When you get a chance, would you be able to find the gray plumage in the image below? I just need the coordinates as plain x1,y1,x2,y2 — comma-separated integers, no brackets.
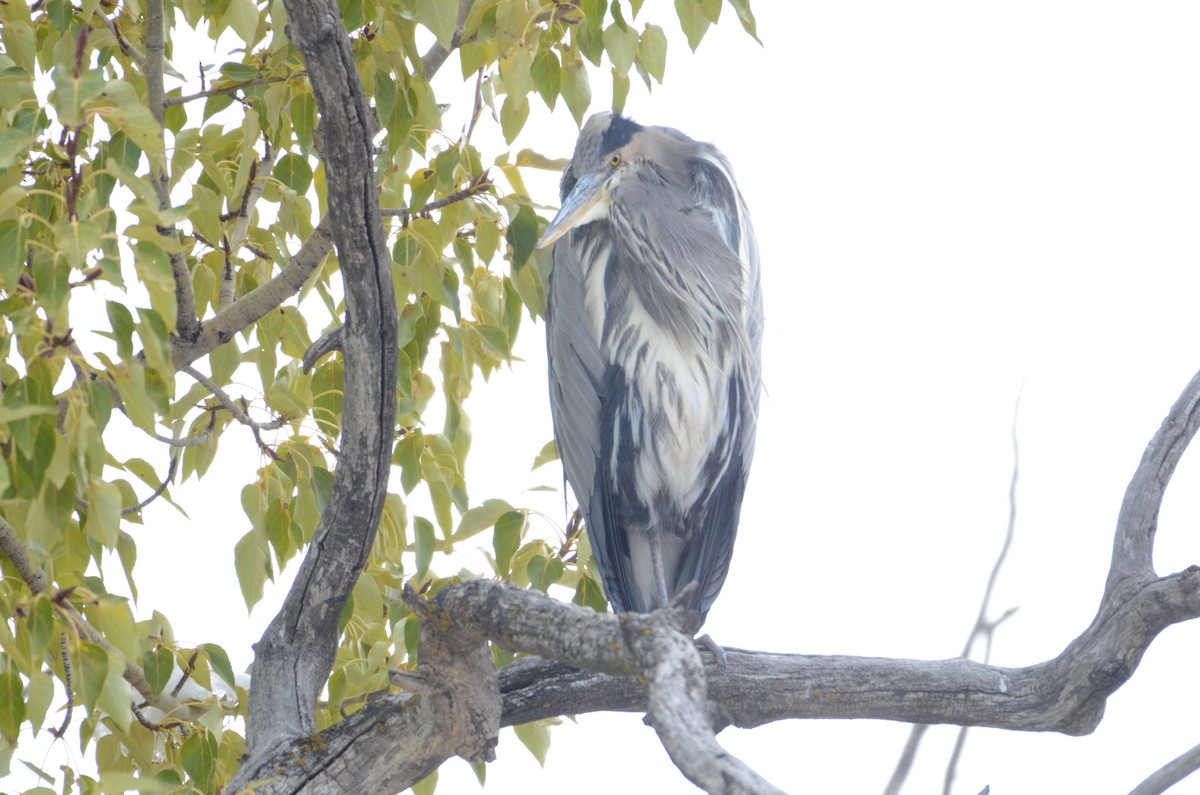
540,113,762,621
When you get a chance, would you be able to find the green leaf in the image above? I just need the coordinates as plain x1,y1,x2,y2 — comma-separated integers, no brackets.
492,510,526,577
499,47,533,99
75,642,111,720
412,769,438,795
51,67,105,127
561,61,592,126
85,479,122,547
726,0,760,42
31,250,69,324
475,219,499,263
104,81,165,170
0,404,56,424
675,0,713,51
416,0,459,50
0,220,23,289
275,152,313,194
181,729,217,791
414,516,435,578
638,24,668,83
0,670,25,742
26,595,55,661
226,0,261,45
0,184,26,216
531,49,561,108
202,643,237,692
454,498,515,542
602,23,639,75
611,68,630,115
506,203,537,268
54,218,103,271
499,95,529,144
25,671,53,734
513,720,552,766
531,440,558,470
142,646,175,699
234,531,267,610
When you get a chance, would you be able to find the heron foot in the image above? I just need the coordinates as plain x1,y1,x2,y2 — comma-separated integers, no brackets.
696,633,728,669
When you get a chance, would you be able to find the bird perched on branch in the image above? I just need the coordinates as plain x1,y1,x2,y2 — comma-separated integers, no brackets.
540,112,762,623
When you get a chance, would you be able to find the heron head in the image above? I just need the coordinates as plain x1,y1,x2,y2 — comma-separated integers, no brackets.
537,112,643,248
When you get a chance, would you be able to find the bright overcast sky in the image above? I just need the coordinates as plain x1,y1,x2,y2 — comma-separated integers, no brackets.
13,2,1200,794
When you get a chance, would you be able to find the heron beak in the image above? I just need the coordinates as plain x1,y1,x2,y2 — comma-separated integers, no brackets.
538,172,609,248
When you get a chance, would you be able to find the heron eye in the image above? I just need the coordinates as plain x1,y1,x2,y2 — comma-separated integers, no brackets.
609,154,621,167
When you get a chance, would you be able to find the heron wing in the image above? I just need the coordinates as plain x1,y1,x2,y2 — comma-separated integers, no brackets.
608,140,762,619
546,231,642,612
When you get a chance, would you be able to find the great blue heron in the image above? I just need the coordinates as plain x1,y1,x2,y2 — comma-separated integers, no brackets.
539,112,762,622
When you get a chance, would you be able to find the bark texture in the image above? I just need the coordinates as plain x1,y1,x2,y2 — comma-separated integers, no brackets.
230,0,397,786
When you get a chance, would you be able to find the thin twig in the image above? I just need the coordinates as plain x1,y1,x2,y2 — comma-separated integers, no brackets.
884,394,1022,795
145,410,218,448
882,724,929,795
120,453,179,515
381,171,492,227
97,11,145,65
942,395,1022,795
171,650,200,698
165,76,295,106
131,701,162,731
49,634,73,739
181,365,289,431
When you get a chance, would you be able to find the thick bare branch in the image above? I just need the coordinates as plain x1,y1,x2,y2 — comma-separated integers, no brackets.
1107,367,1200,594
232,0,398,784
621,601,785,795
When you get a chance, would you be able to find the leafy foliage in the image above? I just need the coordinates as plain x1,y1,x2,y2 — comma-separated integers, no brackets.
0,0,755,791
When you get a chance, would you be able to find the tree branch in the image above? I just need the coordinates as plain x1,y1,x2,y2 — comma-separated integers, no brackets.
171,215,333,369
1106,367,1200,594
181,365,289,431
231,0,398,784
1129,740,1200,795
885,394,1023,795
419,0,474,78
224,362,1200,792
0,516,187,716
145,0,201,342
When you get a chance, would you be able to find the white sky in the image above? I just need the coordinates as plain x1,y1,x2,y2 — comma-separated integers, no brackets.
11,2,1200,793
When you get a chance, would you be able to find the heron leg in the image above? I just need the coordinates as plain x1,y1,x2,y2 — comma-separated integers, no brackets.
649,536,670,608
696,634,728,669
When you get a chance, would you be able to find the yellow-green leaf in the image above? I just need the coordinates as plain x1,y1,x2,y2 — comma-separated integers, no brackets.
493,510,526,577
85,479,122,548
638,24,668,83
513,719,553,766
416,0,459,50
454,498,514,542
0,671,25,743
51,67,105,128
143,646,174,699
